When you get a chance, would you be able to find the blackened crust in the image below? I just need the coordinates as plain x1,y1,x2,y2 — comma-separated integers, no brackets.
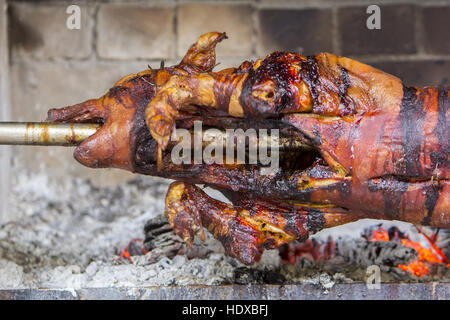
306,208,325,234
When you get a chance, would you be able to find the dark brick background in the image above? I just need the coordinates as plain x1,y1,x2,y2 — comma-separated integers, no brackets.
254,2,449,87
371,60,449,87
257,8,333,56
338,5,417,55
422,6,450,54
7,0,450,88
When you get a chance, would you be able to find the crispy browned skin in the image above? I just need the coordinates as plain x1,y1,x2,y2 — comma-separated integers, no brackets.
47,32,449,265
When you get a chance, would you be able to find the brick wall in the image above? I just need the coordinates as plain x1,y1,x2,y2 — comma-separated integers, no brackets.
2,0,450,222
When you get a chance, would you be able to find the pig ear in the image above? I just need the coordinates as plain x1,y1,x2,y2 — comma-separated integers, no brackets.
47,99,107,123
180,32,227,72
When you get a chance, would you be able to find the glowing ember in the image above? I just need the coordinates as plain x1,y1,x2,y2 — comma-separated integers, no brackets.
368,226,449,277
369,227,389,242
397,261,428,277
279,236,335,265
119,238,148,263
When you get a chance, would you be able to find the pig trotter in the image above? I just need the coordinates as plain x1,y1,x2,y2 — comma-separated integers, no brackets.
164,181,356,264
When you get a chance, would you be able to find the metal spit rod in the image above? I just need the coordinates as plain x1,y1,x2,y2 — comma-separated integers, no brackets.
0,122,101,146
0,122,311,149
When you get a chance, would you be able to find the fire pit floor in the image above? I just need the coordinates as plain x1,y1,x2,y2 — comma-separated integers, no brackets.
1,283,449,300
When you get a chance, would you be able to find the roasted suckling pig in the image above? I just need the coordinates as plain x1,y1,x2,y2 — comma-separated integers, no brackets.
47,32,449,265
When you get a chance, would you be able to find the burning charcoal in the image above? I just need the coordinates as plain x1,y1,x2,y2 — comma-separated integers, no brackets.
118,239,147,263
233,267,264,285
142,215,187,262
262,269,286,284
126,240,145,256
355,240,418,267
143,215,221,263
143,215,175,249
364,225,450,277
279,236,336,265
388,226,408,242
233,267,285,285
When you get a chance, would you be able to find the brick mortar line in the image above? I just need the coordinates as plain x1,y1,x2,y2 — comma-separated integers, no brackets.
13,0,450,11
10,0,448,4
251,2,257,57
91,1,176,9
10,53,450,66
91,4,100,62
168,0,450,6
7,58,176,68
414,4,425,55
346,54,450,63
256,0,450,10
94,55,260,64
176,0,255,5
173,4,178,60
7,0,178,5
9,54,94,64
331,7,340,56
8,0,450,7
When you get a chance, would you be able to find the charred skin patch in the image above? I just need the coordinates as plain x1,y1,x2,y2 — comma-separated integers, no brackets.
131,102,158,173
213,66,250,114
129,75,159,173
397,86,426,178
367,178,410,220
432,87,449,172
338,67,351,111
397,86,433,225
213,75,235,113
239,52,311,118
305,208,326,234
237,52,360,120
362,84,428,220
299,56,321,108
422,182,441,226
421,87,448,225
